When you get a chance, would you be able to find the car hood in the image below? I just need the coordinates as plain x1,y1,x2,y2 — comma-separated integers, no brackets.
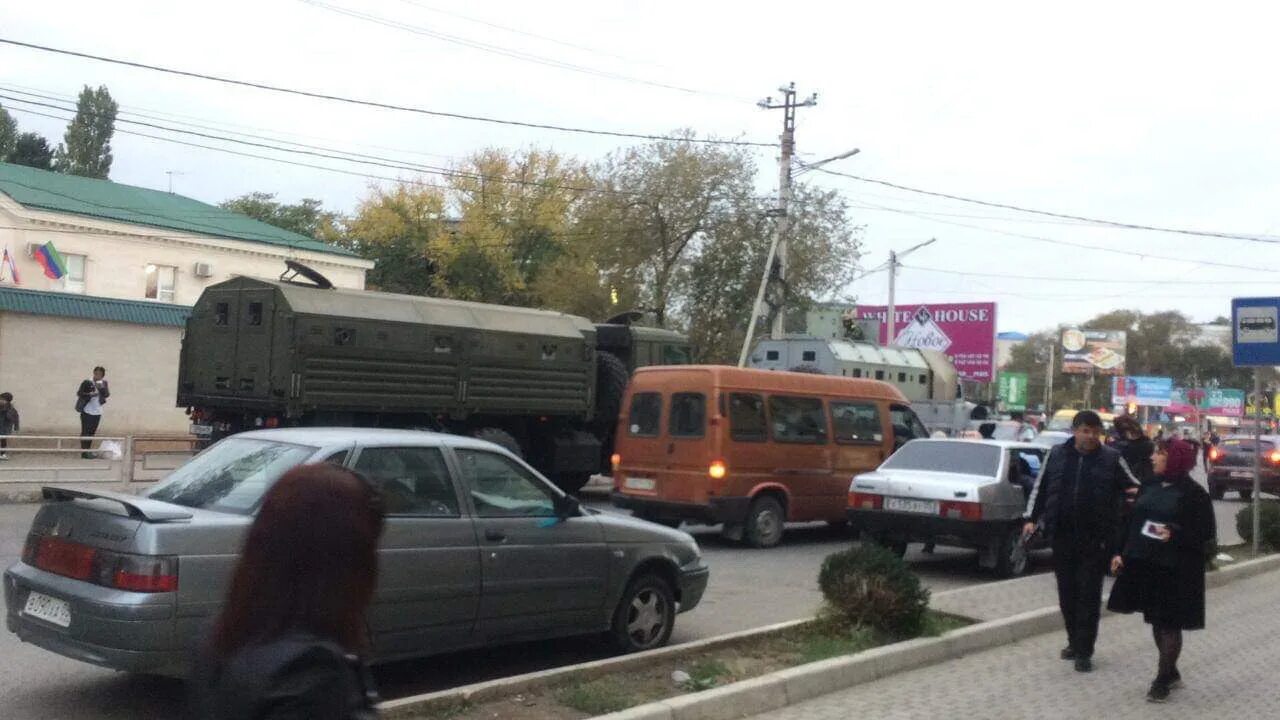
589,509,701,563
851,469,996,502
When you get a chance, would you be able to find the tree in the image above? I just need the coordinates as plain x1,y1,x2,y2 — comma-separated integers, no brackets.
53,85,118,178
340,182,448,295
432,148,589,305
221,192,341,240
0,105,16,162
8,132,54,170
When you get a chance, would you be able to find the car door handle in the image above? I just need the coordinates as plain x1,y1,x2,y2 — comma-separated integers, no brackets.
484,529,507,543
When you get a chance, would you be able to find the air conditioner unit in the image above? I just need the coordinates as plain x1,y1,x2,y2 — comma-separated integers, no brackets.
193,262,214,278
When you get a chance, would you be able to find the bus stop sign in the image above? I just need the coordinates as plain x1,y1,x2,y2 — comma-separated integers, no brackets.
1232,297,1280,367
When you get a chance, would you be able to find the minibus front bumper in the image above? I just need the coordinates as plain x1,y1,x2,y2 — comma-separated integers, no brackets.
610,493,750,525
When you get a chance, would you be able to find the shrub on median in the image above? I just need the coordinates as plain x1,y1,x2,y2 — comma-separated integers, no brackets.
818,544,930,637
1236,501,1280,550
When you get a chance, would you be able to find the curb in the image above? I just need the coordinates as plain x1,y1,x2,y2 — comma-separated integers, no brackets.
380,553,1280,720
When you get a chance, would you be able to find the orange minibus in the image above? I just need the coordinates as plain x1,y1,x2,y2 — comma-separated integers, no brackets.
610,366,930,547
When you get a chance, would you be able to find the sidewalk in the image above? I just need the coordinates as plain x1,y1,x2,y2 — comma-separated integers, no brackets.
750,569,1280,719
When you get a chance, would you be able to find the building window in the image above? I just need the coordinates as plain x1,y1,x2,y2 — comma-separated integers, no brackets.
145,264,176,302
62,254,86,294
875,370,885,380
766,350,780,361
898,372,907,383
802,350,817,362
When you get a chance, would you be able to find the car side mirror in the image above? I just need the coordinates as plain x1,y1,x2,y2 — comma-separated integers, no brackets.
555,494,581,518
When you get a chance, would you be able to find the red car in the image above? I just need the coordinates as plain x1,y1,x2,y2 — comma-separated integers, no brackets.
1207,435,1280,501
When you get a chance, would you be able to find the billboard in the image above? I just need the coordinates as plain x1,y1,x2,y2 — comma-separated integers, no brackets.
1110,376,1173,407
1061,328,1126,375
998,372,1029,411
856,303,997,382
1167,388,1246,418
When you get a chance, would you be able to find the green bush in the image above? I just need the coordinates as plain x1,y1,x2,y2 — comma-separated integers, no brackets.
1236,501,1280,550
818,544,930,637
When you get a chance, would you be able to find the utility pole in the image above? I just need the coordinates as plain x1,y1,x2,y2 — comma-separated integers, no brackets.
761,83,816,340
1045,343,1056,411
885,238,937,344
165,170,185,194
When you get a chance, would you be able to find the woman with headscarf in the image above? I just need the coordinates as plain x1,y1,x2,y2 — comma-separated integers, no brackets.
1110,414,1155,486
1107,439,1216,704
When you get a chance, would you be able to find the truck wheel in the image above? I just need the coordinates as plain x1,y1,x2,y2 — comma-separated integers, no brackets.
993,528,1029,578
595,352,629,428
744,495,786,548
554,472,593,494
610,572,675,652
472,427,523,457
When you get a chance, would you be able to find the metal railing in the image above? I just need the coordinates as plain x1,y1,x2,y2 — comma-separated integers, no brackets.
0,434,199,490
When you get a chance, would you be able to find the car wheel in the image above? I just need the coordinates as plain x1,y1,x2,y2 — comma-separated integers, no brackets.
993,528,1029,578
888,540,909,558
744,495,786,548
1239,488,1254,502
610,573,675,652
1209,484,1226,500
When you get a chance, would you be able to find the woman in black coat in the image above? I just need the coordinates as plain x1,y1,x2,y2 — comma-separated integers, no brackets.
1108,438,1216,704
1110,414,1155,485
192,464,385,719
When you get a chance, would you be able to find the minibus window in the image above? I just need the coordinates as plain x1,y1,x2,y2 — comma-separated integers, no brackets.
831,401,884,444
729,393,767,442
628,393,662,437
769,396,827,444
670,393,706,438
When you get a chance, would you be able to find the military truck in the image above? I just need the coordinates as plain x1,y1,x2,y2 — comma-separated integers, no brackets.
176,262,691,491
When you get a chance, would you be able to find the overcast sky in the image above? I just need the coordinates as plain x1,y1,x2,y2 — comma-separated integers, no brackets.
5,0,1278,332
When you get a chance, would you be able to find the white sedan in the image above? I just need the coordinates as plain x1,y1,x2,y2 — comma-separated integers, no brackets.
847,439,1047,577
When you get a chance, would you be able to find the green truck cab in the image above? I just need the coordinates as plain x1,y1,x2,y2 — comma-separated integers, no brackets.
177,264,691,491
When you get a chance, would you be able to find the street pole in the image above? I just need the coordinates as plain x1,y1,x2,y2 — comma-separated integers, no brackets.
1254,370,1263,558
1045,343,1055,412
760,83,816,340
886,250,898,343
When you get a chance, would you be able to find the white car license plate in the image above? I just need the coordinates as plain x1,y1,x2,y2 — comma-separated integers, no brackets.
189,424,213,436
23,591,71,628
885,497,940,515
624,477,656,491
1231,471,1253,479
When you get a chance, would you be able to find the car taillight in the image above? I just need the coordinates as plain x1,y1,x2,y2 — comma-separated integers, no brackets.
708,460,727,480
1269,450,1280,465
611,453,621,472
940,501,982,520
848,491,884,510
25,533,178,593
1209,447,1222,462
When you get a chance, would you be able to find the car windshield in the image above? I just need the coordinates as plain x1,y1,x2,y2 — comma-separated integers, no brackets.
145,438,318,515
882,441,1002,477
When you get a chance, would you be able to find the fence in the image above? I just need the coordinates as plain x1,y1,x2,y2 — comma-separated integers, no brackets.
0,434,199,491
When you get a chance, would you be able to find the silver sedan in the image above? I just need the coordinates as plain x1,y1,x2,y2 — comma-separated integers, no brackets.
4,428,709,676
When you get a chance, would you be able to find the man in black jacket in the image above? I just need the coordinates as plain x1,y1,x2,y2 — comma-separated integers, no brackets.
1023,410,1138,672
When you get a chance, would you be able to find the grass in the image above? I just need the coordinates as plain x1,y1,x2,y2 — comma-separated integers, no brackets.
682,658,733,691
554,677,640,716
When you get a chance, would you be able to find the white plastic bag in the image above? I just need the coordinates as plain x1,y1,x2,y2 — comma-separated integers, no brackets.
98,440,123,460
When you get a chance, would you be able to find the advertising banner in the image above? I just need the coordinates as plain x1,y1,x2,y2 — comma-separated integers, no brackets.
1061,328,1126,375
1110,376,1174,407
856,302,998,382
998,372,1029,411
1167,388,1246,418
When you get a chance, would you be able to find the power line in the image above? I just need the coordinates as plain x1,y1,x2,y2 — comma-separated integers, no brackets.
0,37,774,148
902,263,1274,285
302,0,752,102
844,197,1270,274
817,167,1280,243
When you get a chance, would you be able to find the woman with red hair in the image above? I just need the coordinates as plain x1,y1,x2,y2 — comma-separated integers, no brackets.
192,463,385,719
1108,439,1216,704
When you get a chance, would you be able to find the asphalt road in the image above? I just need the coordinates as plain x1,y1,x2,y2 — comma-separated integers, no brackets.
0,495,1249,720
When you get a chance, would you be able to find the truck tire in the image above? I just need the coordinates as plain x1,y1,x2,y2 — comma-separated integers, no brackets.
472,427,523,457
595,351,629,428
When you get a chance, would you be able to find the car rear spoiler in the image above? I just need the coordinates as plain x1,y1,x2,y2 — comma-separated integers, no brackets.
42,486,194,522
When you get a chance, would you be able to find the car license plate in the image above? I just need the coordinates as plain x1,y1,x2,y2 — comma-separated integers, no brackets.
884,497,940,515
624,477,656,491
189,424,212,436
23,591,71,628
1231,471,1254,479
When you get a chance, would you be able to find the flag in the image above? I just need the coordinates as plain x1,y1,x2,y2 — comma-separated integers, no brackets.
33,242,67,280
0,248,18,285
